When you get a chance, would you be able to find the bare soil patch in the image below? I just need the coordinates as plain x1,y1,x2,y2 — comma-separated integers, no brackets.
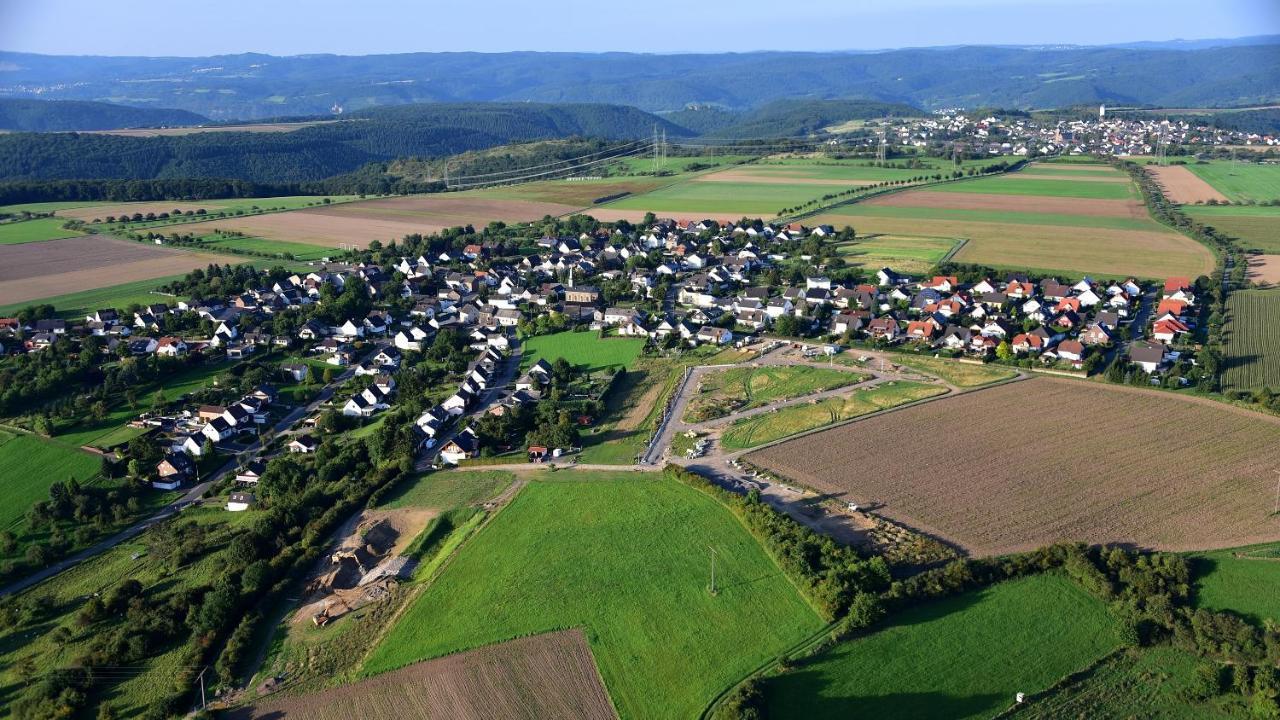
0,236,239,306
866,190,1147,219
1246,254,1280,285
1148,165,1230,204
227,630,616,720
292,508,437,626
747,378,1280,556
217,196,580,247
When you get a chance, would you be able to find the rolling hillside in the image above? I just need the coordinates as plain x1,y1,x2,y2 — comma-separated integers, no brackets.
0,98,208,131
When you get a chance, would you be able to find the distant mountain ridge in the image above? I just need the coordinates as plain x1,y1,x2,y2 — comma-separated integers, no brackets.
1,43,1276,120
0,98,207,131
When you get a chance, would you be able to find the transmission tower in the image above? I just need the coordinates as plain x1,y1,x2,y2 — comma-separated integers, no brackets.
653,124,661,172
877,127,887,163
661,128,667,169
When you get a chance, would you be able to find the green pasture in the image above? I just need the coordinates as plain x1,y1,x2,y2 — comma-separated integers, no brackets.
0,217,82,245
1186,161,1280,203
723,381,945,449
931,175,1135,200
521,331,645,372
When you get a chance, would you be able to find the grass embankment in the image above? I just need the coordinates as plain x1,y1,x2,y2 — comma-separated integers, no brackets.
0,217,81,245
683,365,864,423
362,472,824,720
721,381,945,449
764,573,1121,720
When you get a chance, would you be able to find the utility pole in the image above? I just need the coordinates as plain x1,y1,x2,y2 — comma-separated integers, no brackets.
197,666,208,710
1273,470,1279,516
708,546,718,595
653,124,660,172
443,161,450,190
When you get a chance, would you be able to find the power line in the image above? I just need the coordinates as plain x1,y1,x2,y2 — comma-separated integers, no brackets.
446,140,650,182
446,142,656,190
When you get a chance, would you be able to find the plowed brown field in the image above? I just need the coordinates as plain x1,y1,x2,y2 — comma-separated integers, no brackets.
227,630,616,720
214,196,580,247
1148,165,1230,204
748,378,1280,556
865,190,1146,219
0,236,240,306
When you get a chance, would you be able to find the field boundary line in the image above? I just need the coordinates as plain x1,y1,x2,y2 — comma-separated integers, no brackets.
353,478,530,676
938,236,969,264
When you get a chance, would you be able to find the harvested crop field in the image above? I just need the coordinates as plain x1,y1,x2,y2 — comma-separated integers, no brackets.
693,169,877,186
1147,165,1230,204
215,196,580,247
864,190,1146,219
811,213,1215,279
0,235,239,306
1247,255,1280,285
228,630,616,720
747,377,1280,556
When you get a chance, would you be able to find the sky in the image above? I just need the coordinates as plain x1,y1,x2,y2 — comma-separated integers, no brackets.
0,0,1277,56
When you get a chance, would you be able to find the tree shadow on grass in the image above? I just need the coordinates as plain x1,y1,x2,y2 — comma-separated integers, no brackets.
766,682,1007,720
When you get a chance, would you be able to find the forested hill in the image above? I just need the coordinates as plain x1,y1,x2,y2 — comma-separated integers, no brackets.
0,98,207,131
0,103,685,184
1,44,1276,119
703,100,923,138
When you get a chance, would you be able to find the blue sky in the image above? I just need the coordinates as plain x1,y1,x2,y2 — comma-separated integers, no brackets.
0,0,1276,55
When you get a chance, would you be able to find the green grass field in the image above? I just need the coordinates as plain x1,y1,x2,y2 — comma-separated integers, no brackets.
722,381,945,449
0,432,101,529
1222,289,1280,390
684,365,864,423
1185,205,1280,253
195,232,337,261
0,275,183,318
362,472,825,720
1190,543,1280,626
763,573,1121,720
1016,647,1240,719
931,174,1135,200
0,217,82,245
378,470,514,510
521,331,645,372
888,356,1019,388
1186,161,1280,203
835,234,960,273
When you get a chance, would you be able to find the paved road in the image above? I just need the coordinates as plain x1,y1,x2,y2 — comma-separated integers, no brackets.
0,341,387,598
414,344,523,471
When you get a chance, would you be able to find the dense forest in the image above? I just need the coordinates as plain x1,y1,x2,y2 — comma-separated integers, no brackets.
0,99,208,132
0,103,685,184
700,99,923,139
1,44,1276,118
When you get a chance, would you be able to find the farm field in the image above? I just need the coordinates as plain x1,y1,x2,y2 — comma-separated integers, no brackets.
747,378,1280,555
764,573,1121,720
1191,543,1280,626
0,217,81,245
463,177,670,207
813,210,1214,280
378,470,515,511
809,162,1214,280
521,331,646,372
0,431,101,529
0,235,241,307
721,381,945,450
362,472,825,720
1015,647,1239,720
1185,205,1280,253
1222,289,1280,390
1147,164,1230,204
209,195,580,247
887,356,1018,387
230,630,617,720
0,274,183,318
605,178,855,216
834,234,958,274
1184,160,1280,203
683,365,864,423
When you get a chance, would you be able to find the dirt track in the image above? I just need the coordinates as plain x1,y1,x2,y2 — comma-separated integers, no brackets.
1147,165,1230,204
748,377,1280,556
0,236,240,306
226,630,617,720
865,190,1148,219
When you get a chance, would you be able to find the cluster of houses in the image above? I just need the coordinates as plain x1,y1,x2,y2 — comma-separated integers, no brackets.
151,385,278,490
415,346,509,465
1128,277,1199,375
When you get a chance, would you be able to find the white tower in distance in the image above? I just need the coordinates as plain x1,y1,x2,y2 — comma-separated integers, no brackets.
1099,103,1106,120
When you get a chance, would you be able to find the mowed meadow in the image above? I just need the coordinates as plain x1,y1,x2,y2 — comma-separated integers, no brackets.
813,161,1216,280
362,472,825,720
748,377,1280,556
